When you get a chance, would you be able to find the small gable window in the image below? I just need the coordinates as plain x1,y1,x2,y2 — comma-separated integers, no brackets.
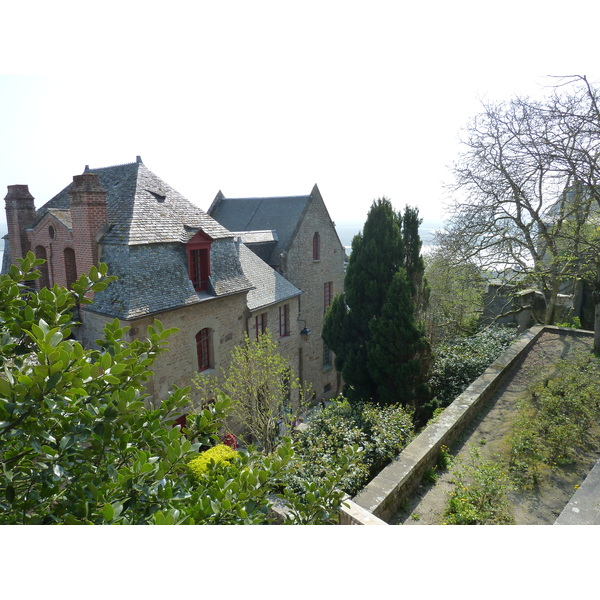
313,232,320,261
187,231,213,292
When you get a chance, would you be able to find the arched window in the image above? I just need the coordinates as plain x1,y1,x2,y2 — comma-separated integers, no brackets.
64,247,77,289
196,328,212,371
312,232,320,260
35,245,50,290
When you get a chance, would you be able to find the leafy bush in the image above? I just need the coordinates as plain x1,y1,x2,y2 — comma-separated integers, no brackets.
288,398,414,496
0,253,360,525
429,326,518,409
187,444,240,483
445,449,513,525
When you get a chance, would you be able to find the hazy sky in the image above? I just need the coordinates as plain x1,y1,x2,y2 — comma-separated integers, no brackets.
2,0,599,234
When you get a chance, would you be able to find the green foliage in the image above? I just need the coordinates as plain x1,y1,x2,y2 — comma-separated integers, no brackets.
0,254,358,525
428,326,518,410
187,444,240,483
288,398,414,496
555,316,582,329
323,199,431,409
182,438,360,525
445,449,514,525
193,332,308,454
424,248,484,344
509,349,600,487
0,253,195,524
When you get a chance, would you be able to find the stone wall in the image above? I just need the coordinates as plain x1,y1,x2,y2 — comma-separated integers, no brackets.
28,213,77,289
83,290,252,406
283,189,346,400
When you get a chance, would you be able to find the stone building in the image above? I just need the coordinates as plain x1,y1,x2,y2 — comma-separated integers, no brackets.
2,157,345,406
208,185,346,399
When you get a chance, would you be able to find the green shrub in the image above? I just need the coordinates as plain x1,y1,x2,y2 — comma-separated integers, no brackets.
187,444,240,483
0,255,361,525
288,398,414,496
429,326,518,409
445,449,513,525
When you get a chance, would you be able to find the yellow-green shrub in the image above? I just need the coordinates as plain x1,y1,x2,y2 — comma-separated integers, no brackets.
187,444,240,483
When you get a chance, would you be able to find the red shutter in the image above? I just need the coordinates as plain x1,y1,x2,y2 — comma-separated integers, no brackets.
187,231,212,291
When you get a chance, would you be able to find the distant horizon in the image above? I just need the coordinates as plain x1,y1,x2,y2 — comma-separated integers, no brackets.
335,217,444,250
0,217,444,264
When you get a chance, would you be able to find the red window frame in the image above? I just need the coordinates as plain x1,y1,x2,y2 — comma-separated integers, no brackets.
313,232,320,260
279,304,289,338
196,328,211,371
187,231,213,292
324,281,333,313
255,312,267,340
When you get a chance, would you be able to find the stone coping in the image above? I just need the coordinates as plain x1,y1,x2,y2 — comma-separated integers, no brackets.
338,496,388,525
349,325,548,524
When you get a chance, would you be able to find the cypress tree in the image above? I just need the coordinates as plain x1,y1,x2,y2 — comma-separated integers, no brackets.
323,198,431,412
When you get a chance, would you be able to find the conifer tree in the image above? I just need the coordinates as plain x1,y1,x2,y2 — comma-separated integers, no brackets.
323,198,431,411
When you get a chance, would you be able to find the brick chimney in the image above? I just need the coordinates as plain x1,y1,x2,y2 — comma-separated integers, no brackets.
69,173,108,278
4,184,37,262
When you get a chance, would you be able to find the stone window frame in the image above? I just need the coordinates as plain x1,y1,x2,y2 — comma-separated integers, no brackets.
279,303,290,338
196,327,212,372
255,312,267,340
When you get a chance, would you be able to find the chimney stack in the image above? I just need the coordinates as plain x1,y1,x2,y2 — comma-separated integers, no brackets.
4,184,37,262
69,173,108,277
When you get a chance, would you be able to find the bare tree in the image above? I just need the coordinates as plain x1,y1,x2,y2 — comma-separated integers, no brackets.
444,76,600,337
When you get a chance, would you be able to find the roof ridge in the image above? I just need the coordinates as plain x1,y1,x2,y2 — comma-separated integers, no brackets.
84,156,143,172
224,193,311,201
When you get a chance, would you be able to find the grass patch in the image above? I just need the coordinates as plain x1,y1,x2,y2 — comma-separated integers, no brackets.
509,349,600,488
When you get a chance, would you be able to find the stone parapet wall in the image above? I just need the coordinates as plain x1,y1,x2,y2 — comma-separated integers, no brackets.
351,325,547,523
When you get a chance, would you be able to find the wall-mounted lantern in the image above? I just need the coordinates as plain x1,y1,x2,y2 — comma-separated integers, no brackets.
298,319,311,342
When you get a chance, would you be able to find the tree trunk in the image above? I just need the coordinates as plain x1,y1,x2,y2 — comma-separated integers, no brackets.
544,282,560,325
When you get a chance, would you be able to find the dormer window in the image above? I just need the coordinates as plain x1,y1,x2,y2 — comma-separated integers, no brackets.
186,230,213,292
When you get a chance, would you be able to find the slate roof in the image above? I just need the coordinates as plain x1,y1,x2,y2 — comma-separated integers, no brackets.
236,242,302,311
46,209,72,230
36,157,253,319
87,239,252,319
208,192,311,266
37,157,232,244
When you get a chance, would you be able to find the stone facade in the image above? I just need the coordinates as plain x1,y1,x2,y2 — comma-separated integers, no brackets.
279,187,345,398
209,184,346,401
